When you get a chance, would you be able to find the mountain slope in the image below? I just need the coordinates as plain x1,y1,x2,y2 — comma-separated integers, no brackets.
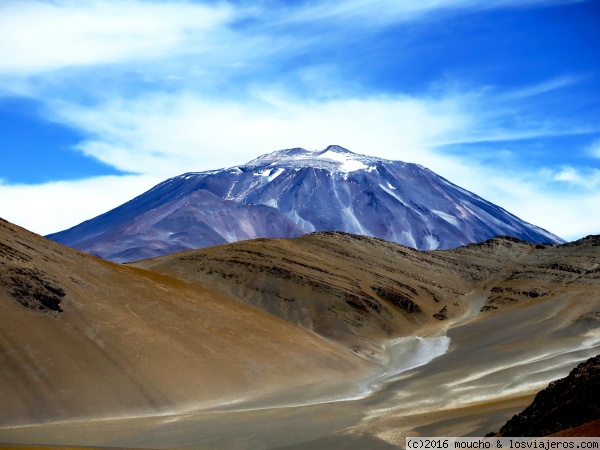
133,233,600,364
0,218,371,426
124,233,600,446
133,232,474,361
67,189,304,262
48,145,563,262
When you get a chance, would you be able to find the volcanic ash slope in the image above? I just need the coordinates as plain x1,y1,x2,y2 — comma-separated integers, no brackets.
0,218,371,426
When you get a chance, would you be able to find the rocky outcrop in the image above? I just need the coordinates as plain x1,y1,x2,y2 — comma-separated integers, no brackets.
1,266,65,313
497,354,600,436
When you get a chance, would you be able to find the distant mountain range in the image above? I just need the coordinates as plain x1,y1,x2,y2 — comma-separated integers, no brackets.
48,145,564,262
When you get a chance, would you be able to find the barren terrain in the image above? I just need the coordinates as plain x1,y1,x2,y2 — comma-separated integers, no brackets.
0,219,371,427
1,222,599,448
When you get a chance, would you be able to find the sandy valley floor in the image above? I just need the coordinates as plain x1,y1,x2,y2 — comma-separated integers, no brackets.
2,288,598,449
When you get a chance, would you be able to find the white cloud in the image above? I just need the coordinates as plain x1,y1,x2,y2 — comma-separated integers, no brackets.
495,75,585,101
48,81,592,177
0,0,580,78
553,167,580,183
0,175,162,235
586,139,600,159
286,0,581,26
52,91,473,177
415,161,599,242
0,0,234,74
552,166,600,188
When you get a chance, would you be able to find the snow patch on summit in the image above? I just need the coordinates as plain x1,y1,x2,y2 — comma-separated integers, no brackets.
318,150,368,172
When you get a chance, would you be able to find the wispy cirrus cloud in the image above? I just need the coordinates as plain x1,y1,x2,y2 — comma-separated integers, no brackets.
0,0,584,78
49,78,594,176
586,139,600,159
284,0,584,26
51,90,472,176
495,75,587,101
0,0,235,75
553,166,600,188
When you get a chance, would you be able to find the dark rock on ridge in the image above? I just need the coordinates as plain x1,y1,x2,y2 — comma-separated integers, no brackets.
561,235,600,247
0,236,67,313
497,354,600,436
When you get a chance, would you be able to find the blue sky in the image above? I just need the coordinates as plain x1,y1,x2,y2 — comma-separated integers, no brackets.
0,0,599,240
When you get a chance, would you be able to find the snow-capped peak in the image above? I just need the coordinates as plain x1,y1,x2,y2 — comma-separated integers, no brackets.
245,145,377,172
48,144,565,263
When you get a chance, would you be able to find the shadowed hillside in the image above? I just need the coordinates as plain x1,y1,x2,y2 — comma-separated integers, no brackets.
0,218,371,426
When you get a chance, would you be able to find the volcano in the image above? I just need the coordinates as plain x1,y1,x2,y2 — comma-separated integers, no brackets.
48,145,563,262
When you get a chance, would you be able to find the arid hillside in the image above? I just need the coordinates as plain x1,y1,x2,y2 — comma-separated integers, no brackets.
2,223,599,448
0,218,371,426
134,231,474,360
133,232,600,360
